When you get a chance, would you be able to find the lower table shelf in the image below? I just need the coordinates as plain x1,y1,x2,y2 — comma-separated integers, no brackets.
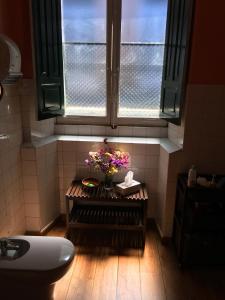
69,205,143,226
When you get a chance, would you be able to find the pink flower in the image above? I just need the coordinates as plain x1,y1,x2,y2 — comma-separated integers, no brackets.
85,146,129,175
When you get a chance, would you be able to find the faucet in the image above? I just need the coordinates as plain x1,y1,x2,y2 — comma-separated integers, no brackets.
0,238,20,256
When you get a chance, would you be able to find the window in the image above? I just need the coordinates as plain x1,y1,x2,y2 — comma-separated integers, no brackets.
32,0,194,125
62,0,167,123
62,0,107,118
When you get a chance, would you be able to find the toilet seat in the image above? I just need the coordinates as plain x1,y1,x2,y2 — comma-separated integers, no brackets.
0,236,75,285
0,236,75,271
0,236,75,300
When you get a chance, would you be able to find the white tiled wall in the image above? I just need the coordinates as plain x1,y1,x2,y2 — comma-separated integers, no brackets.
0,84,26,236
21,142,59,232
168,123,184,147
37,141,59,229
20,79,55,142
21,146,40,231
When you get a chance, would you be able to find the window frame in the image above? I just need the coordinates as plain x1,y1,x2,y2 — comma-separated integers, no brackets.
32,0,194,127
60,0,167,127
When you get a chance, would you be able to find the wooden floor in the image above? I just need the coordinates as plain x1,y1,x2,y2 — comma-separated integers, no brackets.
47,224,225,300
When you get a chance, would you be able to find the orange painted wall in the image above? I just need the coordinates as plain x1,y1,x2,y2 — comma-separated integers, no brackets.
0,0,33,78
188,0,225,84
0,0,225,83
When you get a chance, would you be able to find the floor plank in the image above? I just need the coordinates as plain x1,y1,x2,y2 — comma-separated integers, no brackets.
117,249,141,300
47,224,225,300
66,247,100,300
139,232,162,275
139,233,166,300
91,247,118,300
54,257,77,300
141,273,166,300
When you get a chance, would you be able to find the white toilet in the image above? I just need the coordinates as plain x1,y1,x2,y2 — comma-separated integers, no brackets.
0,236,75,300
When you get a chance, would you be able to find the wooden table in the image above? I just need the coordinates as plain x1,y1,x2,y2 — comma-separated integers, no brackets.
65,180,148,248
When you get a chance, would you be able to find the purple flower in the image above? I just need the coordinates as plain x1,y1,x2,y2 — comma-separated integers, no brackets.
84,146,130,175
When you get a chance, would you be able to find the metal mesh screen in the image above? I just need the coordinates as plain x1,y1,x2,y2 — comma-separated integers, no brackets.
63,43,164,118
63,44,107,116
118,44,164,118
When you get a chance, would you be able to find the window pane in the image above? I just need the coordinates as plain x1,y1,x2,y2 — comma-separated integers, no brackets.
118,0,168,118
62,0,107,117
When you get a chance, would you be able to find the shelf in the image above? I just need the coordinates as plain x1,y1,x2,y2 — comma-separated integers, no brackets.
68,222,144,231
173,173,225,266
65,180,148,248
66,180,148,202
69,205,143,226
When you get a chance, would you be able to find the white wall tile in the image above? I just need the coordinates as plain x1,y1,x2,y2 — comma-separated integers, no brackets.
91,126,106,136
23,175,38,190
57,140,63,151
62,151,76,164
57,151,63,165
145,168,159,182
145,155,159,169
62,140,76,151
118,126,133,137
146,127,161,138
63,164,76,177
64,125,78,135
22,161,37,176
26,217,41,231
24,190,39,204
75,165,91,179
130,155,146,168
146,144,160,155
55,125,65,134
76,152,88,166
76,141,97,153
60,200,66,214
63,177,74,190
105,127,119,136
21,148,36,161
77,125,92,135
25,203,40,218
133,144,146,155
160,127,168,138
117,143,133,155
133,127,147,137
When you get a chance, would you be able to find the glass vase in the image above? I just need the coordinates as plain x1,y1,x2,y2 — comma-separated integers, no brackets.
104,174,114,190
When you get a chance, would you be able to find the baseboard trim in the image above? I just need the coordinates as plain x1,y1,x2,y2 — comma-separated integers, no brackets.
25,215,63,236
60,213,66,224
41,215,63,235
25,230,42,236
146,217,157,228
151,218,171,245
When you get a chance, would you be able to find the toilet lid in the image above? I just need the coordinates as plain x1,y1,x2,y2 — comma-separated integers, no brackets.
0,236,75,271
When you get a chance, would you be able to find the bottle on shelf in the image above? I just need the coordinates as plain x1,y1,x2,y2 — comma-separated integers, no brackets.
187,165,197,187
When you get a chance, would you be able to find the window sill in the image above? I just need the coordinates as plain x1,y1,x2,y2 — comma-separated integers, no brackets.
25,134,182,154
56,116,168,128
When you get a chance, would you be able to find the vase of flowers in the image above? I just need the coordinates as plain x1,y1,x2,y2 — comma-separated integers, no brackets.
104,173,114,190
85,146,129,190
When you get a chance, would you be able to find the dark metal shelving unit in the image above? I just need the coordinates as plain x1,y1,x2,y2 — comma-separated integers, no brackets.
173,174,225,266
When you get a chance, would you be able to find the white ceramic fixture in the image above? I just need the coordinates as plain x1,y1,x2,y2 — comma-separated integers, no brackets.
0,236,75,300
